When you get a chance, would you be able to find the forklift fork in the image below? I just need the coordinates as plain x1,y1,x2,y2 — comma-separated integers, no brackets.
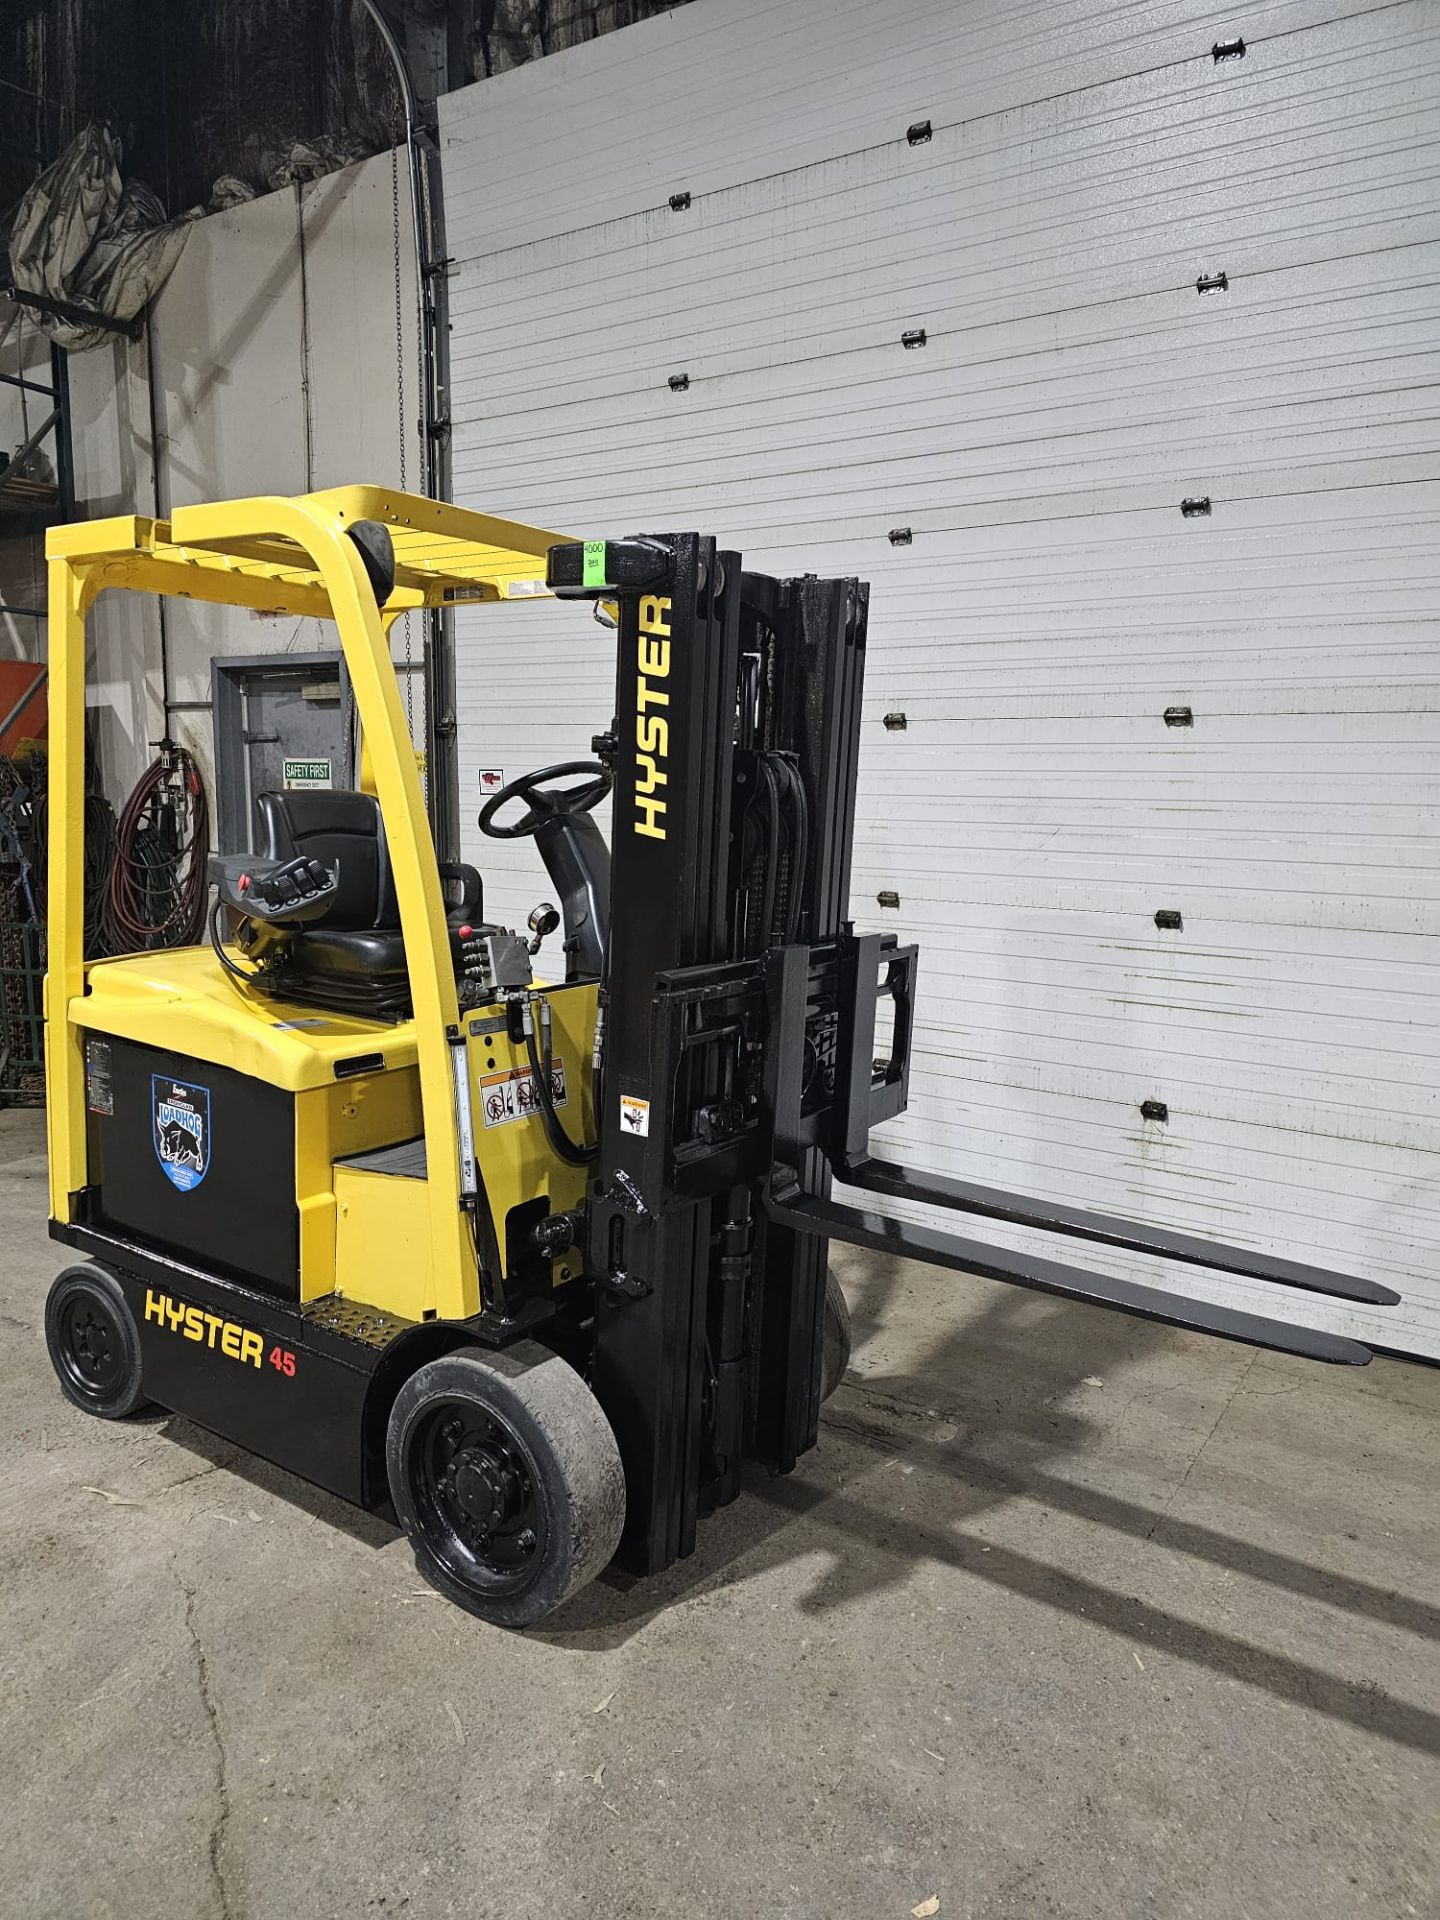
761,938,1398,1369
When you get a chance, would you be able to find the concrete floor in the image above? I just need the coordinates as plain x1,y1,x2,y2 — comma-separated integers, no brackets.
0,1108,1435,1920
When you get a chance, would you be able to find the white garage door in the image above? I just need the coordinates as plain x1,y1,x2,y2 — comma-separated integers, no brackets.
440,0,1440,1356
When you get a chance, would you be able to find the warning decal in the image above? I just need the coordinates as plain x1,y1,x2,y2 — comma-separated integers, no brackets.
85,1036,113,1116
481,1061,567,1129
618,1094,650,1138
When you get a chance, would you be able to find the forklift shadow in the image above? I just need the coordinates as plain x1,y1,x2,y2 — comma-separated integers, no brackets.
149,1271,1440,1758
154,1414,400,1550
535,1273,1120,1650
537,1274,1440,1760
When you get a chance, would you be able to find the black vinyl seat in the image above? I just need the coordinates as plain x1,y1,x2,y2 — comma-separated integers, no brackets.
254,789,487,1018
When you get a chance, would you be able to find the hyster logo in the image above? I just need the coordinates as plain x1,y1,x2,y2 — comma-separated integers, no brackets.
634,594,672,840
144,1290,264,1368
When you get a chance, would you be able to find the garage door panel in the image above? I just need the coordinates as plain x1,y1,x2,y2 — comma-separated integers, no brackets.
845,867,1437,934
895,956,1440,1052
454,396,1440,542
454,257,1440,473
453,209,1440,420
878,1083,1440,1245
451,146,1435,377
888,1063,1440,1185
450,315,1440,514
906,1002,1440,1103
896,1050,1436,1165
452,469,1439,570
452,390,1440,526
454,346,1440,507
854,836,1435,907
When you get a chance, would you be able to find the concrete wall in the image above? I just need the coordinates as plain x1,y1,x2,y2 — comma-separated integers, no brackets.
0,146,419,810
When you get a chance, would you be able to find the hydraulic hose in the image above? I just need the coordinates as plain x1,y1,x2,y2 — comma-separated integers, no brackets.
209,898,261,990
522,1000,597,1166
105,745,209,952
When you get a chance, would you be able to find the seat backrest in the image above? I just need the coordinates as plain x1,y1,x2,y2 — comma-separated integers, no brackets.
255,789,399,931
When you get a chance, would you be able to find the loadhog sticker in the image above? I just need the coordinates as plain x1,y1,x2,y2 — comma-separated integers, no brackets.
481,1061,567,1129
152,1076,210,1192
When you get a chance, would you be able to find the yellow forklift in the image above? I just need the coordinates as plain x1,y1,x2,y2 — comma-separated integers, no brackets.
42,487,1399,1626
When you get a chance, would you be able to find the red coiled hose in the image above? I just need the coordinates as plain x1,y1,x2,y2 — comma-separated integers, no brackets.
105,745,210,952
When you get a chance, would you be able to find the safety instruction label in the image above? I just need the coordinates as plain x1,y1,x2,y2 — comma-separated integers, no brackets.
85,1036,113,1116
480,1062,567,1129
618,1093,651,1138
283,757,332,789
478,768,506,796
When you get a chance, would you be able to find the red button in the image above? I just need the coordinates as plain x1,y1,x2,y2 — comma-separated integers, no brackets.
457,924,473,939
238,873,250,893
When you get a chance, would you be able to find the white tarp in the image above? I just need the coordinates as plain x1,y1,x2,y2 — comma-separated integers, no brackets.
4,125,200,351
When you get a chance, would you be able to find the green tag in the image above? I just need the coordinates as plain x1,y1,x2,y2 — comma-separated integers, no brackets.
582,540,607,589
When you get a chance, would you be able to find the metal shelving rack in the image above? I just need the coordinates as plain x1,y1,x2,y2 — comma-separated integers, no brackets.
0,289,135,1105
0,333,74,626
1,286,138,624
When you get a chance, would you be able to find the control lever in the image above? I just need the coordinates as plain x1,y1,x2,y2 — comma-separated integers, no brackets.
209,853,337,926
455,925,533,997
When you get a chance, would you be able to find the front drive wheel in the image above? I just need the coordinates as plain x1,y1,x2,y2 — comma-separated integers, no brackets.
45,1264,150,1420
386,1345,624,1629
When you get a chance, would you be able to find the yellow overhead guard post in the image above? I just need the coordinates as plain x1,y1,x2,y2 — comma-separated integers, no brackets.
44,486,572,1323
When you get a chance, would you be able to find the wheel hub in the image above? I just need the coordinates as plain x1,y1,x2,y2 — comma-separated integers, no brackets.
450,1449,516,1531
62,1299,123,1393
420,1407,543,1585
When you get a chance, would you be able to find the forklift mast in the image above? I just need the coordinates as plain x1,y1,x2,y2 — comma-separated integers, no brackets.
549,535,1400,1578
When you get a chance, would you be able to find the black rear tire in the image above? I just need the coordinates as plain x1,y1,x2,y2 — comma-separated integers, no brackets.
45,1264,150,1419
820,1267,852,1403
387,1344,624,1629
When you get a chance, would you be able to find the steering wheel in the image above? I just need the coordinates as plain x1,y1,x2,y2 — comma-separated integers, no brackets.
478,760,612,840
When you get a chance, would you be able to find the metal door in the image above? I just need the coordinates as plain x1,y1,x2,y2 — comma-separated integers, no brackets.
211,652,352,854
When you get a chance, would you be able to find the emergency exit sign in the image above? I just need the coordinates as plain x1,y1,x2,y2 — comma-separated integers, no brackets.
283,757,332,789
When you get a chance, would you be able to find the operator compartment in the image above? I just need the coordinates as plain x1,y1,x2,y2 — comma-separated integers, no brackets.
74,759,601,1325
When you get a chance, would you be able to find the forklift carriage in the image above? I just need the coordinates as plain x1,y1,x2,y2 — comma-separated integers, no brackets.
41,488,1399,1627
